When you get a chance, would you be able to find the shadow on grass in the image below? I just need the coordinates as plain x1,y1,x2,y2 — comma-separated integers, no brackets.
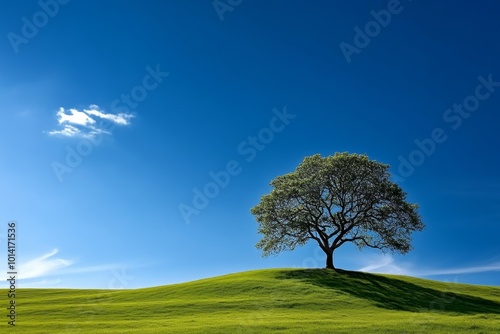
277,269,500,314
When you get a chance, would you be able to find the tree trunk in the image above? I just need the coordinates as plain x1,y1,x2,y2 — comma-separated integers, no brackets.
325,250,335,270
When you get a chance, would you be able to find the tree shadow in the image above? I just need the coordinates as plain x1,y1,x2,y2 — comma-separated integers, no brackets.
277,269,500,314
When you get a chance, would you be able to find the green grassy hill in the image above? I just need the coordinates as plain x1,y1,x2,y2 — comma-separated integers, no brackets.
3,268,500,333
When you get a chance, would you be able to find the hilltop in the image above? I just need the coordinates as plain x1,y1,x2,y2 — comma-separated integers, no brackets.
4,268,500,333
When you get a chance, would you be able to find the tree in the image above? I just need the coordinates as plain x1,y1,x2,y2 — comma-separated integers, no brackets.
251,152,424,270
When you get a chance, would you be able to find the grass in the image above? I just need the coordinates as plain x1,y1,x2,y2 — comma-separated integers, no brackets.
2,268,500,333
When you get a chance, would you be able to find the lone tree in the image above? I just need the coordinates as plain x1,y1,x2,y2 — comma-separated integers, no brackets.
251,152,424,270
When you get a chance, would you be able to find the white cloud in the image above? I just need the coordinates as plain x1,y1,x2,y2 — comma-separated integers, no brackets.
358,254,411,275
17,249,73,280
418,263,500,276
358,253,500,277
12,249,127,280
83,105,133,125
0,248,134,289
48,105,134,138
56,107,95,126
0,229,148,288
47,124,81,137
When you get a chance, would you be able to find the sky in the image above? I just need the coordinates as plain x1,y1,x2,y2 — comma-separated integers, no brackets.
0,0,499,289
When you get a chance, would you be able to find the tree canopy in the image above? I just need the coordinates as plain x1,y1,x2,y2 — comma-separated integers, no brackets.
251,152,424,269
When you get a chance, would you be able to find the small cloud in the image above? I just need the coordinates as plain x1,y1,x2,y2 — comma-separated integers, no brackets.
47,105,134,138
48,124,82,137
358,254,410,275
18,249,73,280
83,105,133,125
357,253,500,278
0,248,135,288
56,107,95,126
418,263,500,276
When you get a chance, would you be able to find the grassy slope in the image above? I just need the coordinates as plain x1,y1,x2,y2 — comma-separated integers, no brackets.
3,268,500,333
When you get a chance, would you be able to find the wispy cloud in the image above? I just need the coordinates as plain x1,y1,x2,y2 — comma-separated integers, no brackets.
0,249,126,284
358,254,411,275
48,124,81,137
47,104,133,138
84,104,133,125
358,253,500,277
418,263,500,276
18,249,73,280
56,107,96,126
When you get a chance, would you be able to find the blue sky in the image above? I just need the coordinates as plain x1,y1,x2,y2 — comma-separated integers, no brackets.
0,0,499,289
